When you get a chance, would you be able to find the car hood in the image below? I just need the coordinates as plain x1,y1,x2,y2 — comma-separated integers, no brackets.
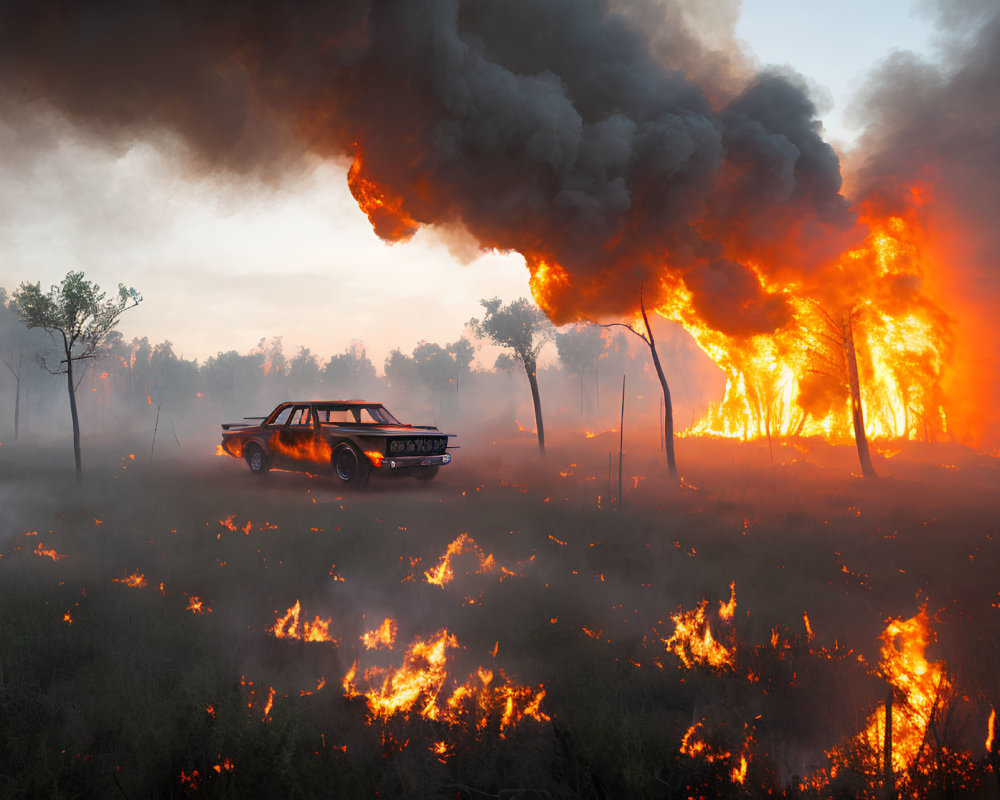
322,425,451,436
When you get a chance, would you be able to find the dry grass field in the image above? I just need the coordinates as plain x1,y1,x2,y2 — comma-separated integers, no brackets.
2,429,999,798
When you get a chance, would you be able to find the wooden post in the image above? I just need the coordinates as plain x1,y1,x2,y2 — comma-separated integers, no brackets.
618,375,625,511
608,452,613,506
884,691,894,800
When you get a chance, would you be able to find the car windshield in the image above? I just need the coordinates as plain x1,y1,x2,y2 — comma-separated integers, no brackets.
315,405,401,425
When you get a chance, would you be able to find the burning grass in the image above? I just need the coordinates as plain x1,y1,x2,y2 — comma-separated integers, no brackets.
0,432,998,798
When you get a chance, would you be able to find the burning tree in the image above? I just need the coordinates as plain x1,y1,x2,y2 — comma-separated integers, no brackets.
470,297,553,455
805,303,879,478
12,271,141,481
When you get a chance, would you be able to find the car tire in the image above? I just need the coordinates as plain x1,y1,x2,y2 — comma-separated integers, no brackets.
414,465,439,481
245,444,269,475
332,443,370,486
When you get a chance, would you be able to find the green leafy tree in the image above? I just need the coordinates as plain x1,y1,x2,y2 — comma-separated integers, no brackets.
12,271,141,480
470,297,554,455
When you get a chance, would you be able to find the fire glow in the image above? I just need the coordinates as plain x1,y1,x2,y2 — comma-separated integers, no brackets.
662,586,737,670
270,600,336,643
343,629,549,736
534,207,952,449
825,608,951,784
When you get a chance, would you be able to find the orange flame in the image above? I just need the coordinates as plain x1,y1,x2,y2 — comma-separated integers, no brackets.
270,600,336,643
361,617,397,650
112,572,147,589
663,594,735,670
268,433,332,464
347,145,419,242
33,542,66,562
718,581,737,621
424,533,496,586
828,608,949,780
343,630,549,734
528,199,958,448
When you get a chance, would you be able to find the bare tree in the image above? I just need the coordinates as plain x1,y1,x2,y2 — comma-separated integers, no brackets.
12,271,141,481
604,285,678,480
470,298,553,455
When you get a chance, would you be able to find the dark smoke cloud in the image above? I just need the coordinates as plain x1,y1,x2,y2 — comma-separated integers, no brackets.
847,0,1000,445
1,0,853,336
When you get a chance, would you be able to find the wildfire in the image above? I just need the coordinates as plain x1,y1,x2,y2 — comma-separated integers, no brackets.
680,721,731,763
424,533,496,587
827,608,950,781
34,542,65,561
270,600,336,643
663,588,737,670
718,581,737,621
343,629,549,734
528,203,953,450
186,595,210,614
112,572,147,589
220,515,253,535
682,213,950,443
361,617,397,650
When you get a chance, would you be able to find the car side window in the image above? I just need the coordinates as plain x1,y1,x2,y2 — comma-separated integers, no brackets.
271,407,293,426
290,407,313,427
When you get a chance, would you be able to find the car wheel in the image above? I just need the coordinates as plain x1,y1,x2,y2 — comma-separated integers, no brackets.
245,444,269,475
332,443,370,486
414,465,439,481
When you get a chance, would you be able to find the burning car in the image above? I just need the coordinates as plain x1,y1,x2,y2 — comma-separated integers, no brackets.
220,401,453,485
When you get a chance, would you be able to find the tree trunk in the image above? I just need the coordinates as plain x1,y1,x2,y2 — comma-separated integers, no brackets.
523,357,545,456
883,691,894,800
843,314,877,479
640,298,677,479
66,349,82,482
13,353,21,441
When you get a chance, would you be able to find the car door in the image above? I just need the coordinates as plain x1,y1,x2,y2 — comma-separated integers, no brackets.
272,405,321,467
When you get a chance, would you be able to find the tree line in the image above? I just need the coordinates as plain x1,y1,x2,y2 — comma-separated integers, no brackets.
3,273,708,480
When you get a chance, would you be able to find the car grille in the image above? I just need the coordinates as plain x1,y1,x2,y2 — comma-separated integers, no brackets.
386,436,448,456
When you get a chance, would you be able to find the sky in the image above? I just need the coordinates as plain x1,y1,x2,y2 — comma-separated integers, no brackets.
0,0,941,372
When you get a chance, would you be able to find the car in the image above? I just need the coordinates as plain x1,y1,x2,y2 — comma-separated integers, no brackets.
220,401,453,485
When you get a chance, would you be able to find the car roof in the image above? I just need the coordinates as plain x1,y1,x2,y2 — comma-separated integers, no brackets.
281,400,383,406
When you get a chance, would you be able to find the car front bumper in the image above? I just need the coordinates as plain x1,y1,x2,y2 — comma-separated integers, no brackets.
376,453,451,470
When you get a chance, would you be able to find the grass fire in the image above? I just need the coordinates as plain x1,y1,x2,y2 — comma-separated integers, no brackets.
1,427,998,798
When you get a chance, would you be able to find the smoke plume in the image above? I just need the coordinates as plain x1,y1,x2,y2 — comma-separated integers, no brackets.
1,0,851,329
